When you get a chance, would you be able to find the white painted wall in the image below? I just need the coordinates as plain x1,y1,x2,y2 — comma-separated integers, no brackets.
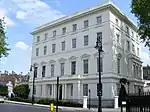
29,3,143,106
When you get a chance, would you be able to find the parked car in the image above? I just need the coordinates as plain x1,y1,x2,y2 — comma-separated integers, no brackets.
0,96,4,103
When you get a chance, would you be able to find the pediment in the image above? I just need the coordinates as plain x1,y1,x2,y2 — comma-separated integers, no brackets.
58,58,66,62
69,56,77,60
81,54,91,59
33,63,39,67
49,60,56,64
41,61,47,65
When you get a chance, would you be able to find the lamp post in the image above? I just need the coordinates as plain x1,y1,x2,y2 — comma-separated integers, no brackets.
94,34,104,112
30,64,36,105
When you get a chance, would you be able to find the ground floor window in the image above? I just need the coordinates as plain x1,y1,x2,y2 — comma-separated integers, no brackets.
83,84,88,96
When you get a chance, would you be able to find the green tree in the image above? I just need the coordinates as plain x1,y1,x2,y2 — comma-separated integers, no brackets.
0,18,10,58
0,85,8,96
131,0,150,49
13,84,30,99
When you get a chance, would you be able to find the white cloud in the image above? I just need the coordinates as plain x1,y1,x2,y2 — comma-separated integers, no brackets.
15,41,30,50
16,11,27,19
0,8,14,26
13,0,64,25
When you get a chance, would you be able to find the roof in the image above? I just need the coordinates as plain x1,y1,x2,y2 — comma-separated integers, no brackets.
31,0,138,34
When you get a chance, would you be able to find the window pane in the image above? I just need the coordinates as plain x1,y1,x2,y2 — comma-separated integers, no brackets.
127,41,130,51
62,41,65,51
34,67,38,78
53,30,56,37
83,84,88,96
60,63,64,76
37,36,40,42
84,35,88,46
83,59,88,74
97,16,102,24
52,44,56,53
73,24,77,31
49,85,52,95
72,38,76,48
71,61,76,75
44,46,47,55
45,33,48,40
42,66,46,77
36,48,39,56
97,32,102,43
84,20,89,28
51,64,54,76
117,58,120,73
62,27,66,34
71,85,73,96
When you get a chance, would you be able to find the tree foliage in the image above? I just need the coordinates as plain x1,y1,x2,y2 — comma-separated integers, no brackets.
13,84,30,99
131,0,150,49
0,85,8,96
0,18,10,58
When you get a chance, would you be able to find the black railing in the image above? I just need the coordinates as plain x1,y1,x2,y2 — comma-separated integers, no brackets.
126,90,150,112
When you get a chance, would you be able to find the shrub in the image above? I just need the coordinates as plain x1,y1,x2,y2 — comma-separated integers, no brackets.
0,85,8,96
13,84,30,99
10,97,83,108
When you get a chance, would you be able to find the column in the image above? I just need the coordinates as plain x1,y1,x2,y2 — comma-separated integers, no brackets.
42,84,47,98
64,84,67,99
62,84,65,100
73,81,81,101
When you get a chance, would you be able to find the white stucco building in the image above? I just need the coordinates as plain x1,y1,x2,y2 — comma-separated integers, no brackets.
29,1,144,107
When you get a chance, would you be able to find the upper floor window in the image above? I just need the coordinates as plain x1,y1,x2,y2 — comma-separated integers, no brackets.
42,65,46,77
72,38,76,48
97,16,102,24
137,47,139,56
116,19,119,26
132,31,134,38
34,67,38,78
36,48,39,56
62,27,66,34
61,41,65,51
73,24,77,32
84,35,89,46
84,20,89,28
51,64,54,77
60,63,65,76
71,61,76,75
44,33,48,40
132,44,135,53
53,30,56,37
44,46,47,55
127,40,130,51
97,32,102,42
37,36,40,42
116,34,120,43
83,59,88,74
126,26,129,35
52,44,56,53
117,58,121,74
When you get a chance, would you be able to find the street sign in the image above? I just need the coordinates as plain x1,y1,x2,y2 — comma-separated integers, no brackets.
97,83,103,96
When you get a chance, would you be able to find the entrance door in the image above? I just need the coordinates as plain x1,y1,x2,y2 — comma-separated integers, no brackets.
59,85,62,100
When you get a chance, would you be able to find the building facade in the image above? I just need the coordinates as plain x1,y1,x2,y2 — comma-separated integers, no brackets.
29,1,144,107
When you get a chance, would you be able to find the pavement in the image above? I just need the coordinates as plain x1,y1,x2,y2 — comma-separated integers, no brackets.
1,100,121,112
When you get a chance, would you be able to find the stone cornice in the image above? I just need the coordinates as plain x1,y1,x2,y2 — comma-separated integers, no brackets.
31,3,138,35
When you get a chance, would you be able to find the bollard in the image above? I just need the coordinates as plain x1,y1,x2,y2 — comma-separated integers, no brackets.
50,103,54,112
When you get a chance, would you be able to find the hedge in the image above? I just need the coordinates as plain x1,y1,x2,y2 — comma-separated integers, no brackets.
10,97,83,108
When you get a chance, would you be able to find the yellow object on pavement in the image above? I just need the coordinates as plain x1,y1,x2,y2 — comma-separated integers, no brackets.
50,103,54,112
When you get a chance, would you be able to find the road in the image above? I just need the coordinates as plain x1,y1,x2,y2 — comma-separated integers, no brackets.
0,103,121,112
0,103,92,112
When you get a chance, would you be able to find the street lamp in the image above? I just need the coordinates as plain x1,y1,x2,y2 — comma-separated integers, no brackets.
30,64,36,105
94,35,104,112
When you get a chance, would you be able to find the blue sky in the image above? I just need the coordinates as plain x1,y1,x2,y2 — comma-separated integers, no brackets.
0,0,149,74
